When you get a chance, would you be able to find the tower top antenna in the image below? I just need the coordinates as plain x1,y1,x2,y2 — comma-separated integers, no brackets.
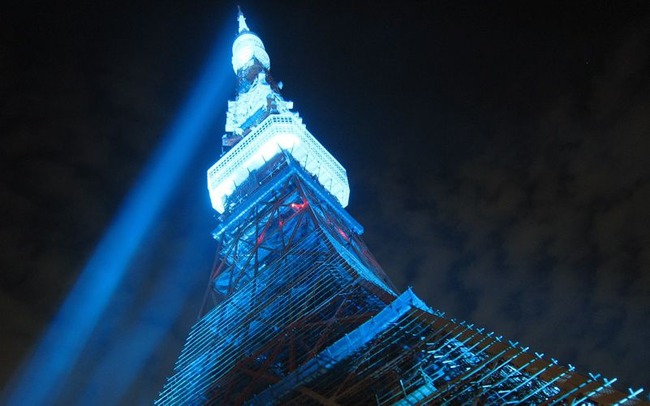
237,6,250,33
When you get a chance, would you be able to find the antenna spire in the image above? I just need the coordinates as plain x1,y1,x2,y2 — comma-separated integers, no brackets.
237,6,250,33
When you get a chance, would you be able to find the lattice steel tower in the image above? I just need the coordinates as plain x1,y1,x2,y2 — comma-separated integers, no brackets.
156,10,646,405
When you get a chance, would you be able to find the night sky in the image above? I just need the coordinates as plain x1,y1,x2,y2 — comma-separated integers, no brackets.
2,1,649,404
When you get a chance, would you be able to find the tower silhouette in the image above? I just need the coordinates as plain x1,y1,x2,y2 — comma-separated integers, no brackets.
156,10,646,405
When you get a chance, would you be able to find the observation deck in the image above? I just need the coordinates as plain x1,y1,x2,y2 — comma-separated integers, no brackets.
207,113,350,214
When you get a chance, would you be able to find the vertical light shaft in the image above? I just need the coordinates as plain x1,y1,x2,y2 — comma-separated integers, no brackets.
3,22,232,406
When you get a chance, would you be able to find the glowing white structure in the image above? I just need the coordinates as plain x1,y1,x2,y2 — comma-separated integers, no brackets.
207,11,349,214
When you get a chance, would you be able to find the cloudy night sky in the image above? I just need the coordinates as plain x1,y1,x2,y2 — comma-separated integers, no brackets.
2,1,649,404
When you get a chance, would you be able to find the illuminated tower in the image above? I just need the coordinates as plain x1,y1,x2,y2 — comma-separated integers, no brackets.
156,11,646,405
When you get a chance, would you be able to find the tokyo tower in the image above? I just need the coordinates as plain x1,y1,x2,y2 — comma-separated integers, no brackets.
156,10,646,405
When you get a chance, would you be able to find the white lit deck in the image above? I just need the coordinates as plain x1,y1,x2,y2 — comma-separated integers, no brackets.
207,113,349,213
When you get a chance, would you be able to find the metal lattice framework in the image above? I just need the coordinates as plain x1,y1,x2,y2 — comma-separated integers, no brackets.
250,290,645,406
157,159,396,405
159,157,647,406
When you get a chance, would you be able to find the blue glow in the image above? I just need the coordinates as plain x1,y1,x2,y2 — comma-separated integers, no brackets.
76,216,214,405
3,21,232,406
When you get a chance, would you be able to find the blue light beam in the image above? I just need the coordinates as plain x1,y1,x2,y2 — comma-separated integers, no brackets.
76,212,214,405
3,20,232,406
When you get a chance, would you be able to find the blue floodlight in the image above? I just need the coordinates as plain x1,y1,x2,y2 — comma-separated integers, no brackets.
3,18,233,406
75,216,214,405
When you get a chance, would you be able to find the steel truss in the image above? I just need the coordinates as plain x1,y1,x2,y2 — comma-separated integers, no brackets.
157,160,397,405
250,290,645,406
158,157,647,406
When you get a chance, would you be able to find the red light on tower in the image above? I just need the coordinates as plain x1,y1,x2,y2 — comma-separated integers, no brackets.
290,201,308,211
